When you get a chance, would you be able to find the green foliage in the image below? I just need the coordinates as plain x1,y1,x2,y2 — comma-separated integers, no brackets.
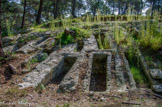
57,27,90,45
96,27,110,49
139,11,162,51
131,66,146,84
63,104,70,107
50,20,56,31
35,84,45,93
60,33,74,45
97,34,104,49
127,47,147,85
97,34,110,49
6,19,15,37
6,87,27,97
56,104,70,107
113,23,126,45
127,47,136,64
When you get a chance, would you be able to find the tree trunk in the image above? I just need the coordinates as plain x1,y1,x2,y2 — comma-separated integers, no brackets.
72,0,76,18
36,0,44,24
93,7,96,16
122,4,128,15
53,0,59,19
140,0,143,15
0,0,4,57
151,0,157,15
21,0,26,29
118,1,121,15
157,0,160,12
112,0,115,15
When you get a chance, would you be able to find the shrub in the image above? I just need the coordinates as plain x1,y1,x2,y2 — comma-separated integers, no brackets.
57,27,90,45
139,13,162,51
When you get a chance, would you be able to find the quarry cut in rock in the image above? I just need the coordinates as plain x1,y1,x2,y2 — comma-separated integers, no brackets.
56,55,80,93
19,34,138,94
83,51,112,93
90,54,108,92
19,43,77,89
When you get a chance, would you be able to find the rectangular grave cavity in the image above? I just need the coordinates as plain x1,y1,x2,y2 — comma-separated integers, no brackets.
90,54,108,92
52,56,77,84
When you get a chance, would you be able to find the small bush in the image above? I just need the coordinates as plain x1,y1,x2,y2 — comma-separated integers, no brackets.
60,33,74,45
57,27,90,45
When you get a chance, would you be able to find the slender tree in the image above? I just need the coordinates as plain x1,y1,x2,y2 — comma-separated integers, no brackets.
72,0,76,18
0,0,4,57
112,0,115,15
21,0,27,29
53,0,60,19
118,0,121,15
36,0,44,24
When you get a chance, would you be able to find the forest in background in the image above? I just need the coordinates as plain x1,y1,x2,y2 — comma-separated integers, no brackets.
0,1,162,106
1,0,162,31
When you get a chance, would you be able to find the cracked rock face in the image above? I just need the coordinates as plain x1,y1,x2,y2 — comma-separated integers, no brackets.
153,85,162,93
150,69,162,79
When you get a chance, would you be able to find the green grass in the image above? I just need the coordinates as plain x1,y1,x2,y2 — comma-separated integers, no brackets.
126,47,147,85
130,66,146,85
31,28,49,33
35,84,45,93
5,87,27,97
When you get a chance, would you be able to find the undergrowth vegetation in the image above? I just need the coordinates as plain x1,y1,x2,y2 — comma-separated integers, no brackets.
56,27,90,45
126,47,147,85
97,28,110,49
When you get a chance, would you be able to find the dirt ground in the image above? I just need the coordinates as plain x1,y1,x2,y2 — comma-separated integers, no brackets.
0,54,162,107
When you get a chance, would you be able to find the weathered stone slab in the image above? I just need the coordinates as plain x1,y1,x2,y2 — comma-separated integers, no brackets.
16,40,39,54
19,43,77,89
152,84,162,93
2,34,21,47
150,69,162,80
123,53,136,90
115,53,126,91
16,35,49,54
137,49,161,93
82,35,98,52
3,45,18,53
58,54,80,92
